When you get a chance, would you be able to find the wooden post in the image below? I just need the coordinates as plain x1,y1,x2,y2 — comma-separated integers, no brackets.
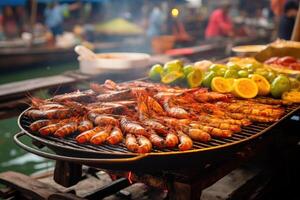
54,161,83,187
291,4,300,41
29,0,37,47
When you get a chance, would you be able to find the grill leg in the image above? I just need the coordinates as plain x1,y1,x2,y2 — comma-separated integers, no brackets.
167,181,202,200
54,161,82,187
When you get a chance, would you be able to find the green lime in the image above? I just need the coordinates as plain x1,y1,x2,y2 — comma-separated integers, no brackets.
149,64,163,81
209,64,226,72
254,68,269,78
266,71,276,83
226,62,241,71
161,71,184,84
224,69,239,78
163,61,183,73
186,68,204,88
216,68,226,77
244,63,260,70
289,78,300,89
247,68,254,74
238,70,249,78
202,71,216,88
183,65,195,76
271,75,291,98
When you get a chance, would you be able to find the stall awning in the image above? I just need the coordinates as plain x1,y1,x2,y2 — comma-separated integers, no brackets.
0,0,26,6
36,0,108,3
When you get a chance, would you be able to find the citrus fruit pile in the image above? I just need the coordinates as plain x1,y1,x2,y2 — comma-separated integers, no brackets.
148,57,299,99
201,58,295,99
149,60,204,88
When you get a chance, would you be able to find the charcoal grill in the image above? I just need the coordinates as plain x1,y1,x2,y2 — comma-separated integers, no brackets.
14,105,300,171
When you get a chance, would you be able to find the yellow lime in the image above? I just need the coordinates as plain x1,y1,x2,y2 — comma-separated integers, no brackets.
290,78,300,89
232,78,258,98
226,62,241,71
282,91,300,103
209,64,227,72
211,77,232,93
186,68,204,88
149,64,163,81
161,71,184,84
202,71,216,88
171,59,184,67
224,69,239,78
266,71,276,83
250,74,271,96
226,78,235,91
183,65,195,76
163,60,183,73
238,70,249,78
215,68,226,77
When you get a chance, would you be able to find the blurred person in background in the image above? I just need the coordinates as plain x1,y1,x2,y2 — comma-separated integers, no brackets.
1,6,19,39
44,1,80,36
146,2,164,38
278,1,299,40
15,6,28,35
271,0,287,17
270,0,287,39
0,9,4,40
166,8,192,42
205,1,234,39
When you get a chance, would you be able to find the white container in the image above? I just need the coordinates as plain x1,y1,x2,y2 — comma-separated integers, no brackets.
79,52,151,75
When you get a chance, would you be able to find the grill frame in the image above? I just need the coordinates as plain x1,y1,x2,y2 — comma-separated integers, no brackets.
16,104,300,167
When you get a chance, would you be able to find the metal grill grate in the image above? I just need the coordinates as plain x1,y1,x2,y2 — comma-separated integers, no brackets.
19,104,300,157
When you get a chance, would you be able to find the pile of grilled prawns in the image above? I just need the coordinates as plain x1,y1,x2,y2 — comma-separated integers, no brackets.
25,80,287,153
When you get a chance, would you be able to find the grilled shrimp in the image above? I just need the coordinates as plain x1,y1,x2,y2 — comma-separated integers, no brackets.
146,96,165,116
227,112,279,123
97,89,133,102
248,98,291,105
190,123,232,138
186,128,211,142
54,122,78,138
43,109,73,119
193,91,232,102
157,117,191,130
87,112,98,122
106,127,123,145
94,115,119,126
177,131,193,151
76,127,102,143
247,115,278,123
165,133,179,148
78,120,94,133
142,119,169,135
39,123,63,136
25,109,45,120
51,90,96,103
216,102,284,118
137,135,152,153
125,134,139,152
90,126,112,145
30,119,53,131
209,122,241,133
163,100,190,119
148,131,165,149
120,117,147,136
198,115,251,126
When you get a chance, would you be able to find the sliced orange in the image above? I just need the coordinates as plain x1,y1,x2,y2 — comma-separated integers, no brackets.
211,77,232,93
250,74,270,96
232,78,258,98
